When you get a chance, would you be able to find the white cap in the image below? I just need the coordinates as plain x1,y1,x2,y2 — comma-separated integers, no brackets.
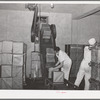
88,38,96,45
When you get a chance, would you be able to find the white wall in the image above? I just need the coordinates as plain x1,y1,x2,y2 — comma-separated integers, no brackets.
72,15,100,44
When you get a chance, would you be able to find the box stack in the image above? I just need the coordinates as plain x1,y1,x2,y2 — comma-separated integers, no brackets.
1,41,13,89
90,46,100,90
0,41,27,89
12,42,27,89
41,24,51,40
31,51,42,78
46,48,55,68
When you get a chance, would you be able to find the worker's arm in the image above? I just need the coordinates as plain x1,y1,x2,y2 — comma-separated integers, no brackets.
55,60,60,66
53,61,64,70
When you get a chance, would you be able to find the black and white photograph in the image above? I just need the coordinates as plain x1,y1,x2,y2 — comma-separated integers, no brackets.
0,2,100,95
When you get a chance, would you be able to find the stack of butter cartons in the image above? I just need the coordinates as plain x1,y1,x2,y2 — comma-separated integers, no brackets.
0,41,13,89
46,48,55,68
31,51,42,79
13,41,27,89
90,45,100,90
46,48,56,78
41,24,51,40
0,41,27,89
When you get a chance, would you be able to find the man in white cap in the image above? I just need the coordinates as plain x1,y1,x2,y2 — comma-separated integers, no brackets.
74,38,96,90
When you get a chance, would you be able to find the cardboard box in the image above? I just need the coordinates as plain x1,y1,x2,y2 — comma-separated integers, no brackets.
0,42,2,53
43,35,51,39
1,65,12,78
48,68,59,78
53,71,64,83
31,61,42,78
43,29,51,36
13,42,26,54
31,52,40,61
2,78,12,89
2,41,13,53
12,78,23,89
12,66,22,78
46,48,55,55
13,55,23,66
2,54,12,65
91,48,100,63
46,54,55,63
31,61,40,70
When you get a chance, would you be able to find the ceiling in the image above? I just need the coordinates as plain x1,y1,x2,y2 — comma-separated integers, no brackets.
0,4,100,19
0,3,84,18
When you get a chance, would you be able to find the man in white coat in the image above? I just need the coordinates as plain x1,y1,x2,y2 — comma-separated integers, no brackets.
74,38,97,90
49,46,72,80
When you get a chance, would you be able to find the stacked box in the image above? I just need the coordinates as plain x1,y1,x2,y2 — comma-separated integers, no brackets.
13,42,27,54
1,78,12,89
31,61,42,78
13,55,23,66
12,66,22,78
31,51,42,78
91,47,100,63
12,78,23,89
46,54,55,63
1,65,12,78
1,54,12,65
0,41,27,89
46,48,55,54
2,41,13,53
41,24,51,39
46,48,55,63
31,52,40,61
89,79,100,90
53,71,64,83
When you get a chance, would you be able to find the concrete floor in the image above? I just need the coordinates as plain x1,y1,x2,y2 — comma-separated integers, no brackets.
24,77,85,90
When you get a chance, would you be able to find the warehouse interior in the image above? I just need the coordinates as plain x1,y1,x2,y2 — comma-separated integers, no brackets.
0,3,100,90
